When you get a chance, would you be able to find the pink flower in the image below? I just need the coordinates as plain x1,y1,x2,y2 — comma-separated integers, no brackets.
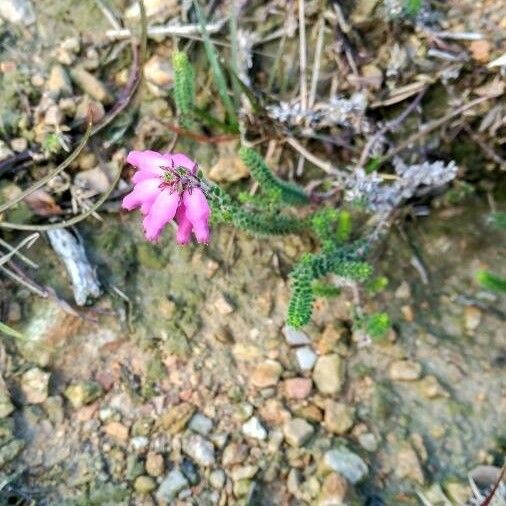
122,150,211,244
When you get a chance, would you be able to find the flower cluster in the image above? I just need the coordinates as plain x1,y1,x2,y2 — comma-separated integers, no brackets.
122,150,210,244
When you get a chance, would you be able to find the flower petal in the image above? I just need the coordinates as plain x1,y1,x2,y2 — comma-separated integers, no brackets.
183,188,211,244
122,179,161,211
132,170,160,184
143,190,180,242
127,150,167,177
175,203,193,245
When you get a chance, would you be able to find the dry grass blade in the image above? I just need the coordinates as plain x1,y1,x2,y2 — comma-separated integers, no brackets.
0,122,92,215
0,167,122,231
0,238,38,269
0,234,39,268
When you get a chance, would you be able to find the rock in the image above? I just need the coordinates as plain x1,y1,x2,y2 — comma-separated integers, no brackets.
401,304,414,322
159,402,195,434
64,381,103,408
0,141,13,162
464,306,482,332
0,438,25,467
230,465,259,481
295,346,317,371
283,418,314,447
146,452,164,477
358,433,378,452
470,40,491,63
70,67,112,104
182,435,215,466
188,413,213,436
322,448,368,484
75,96,105,123
294,404,323,423
213,294,234,315
46,65,73,97
251,360,283,388
222,442,248,466
313,355,344,395
0,0,35,25
144,55,173,87
284,378,312,400
10,138,27,153
418,375,449,399
132,417,154,436
134,475,156,494
43,396,64,424
181,458,200,485
103,421,129,442
156,469,188,504
44,105,64,126
0,385,14,418
242,416,267,440
388,359,422,381
209,469,226,489
316,324,347,354
444,480,471,504
395,281,411,299
19,299,82,366
323,401,355,435
209,153,249,183
20,367,50,404
283,326,311,346
131,436,149,452
395,443,425,484
234,479,254,498
318,472,348,506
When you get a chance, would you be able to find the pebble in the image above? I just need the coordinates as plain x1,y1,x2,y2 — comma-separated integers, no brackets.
10,138,28,153
43,396,64,424
156,469,188,504
323,401,355,435
322,448,368,484
230,465,258,481
144,55,173,87
318,472,348,506
146,451,165,477
189,413,213,436
103,421,129,442
75,96,105,123
0,0,35,25
46,65,73,97
316,324,346,354
209,152,250,183
131,436,149,452
295,346,317,371
44,105,64,126
0,141,13,162
181,458,200,485
312,354,344,395
251,360,283,388
395,443,425,484
284,378,312,400
358,432,378,452
222,442,248,466
283,418,314,447
395,281,411,299
0,384,14,418
159,402,195,434
64,381,103,408
388,359,422,381
214,294,235,315
20,367,50,404
209,469,226,489
464,306,482,332
283,326,311,346
70,67,112,104
134,475,156,494
0,439,25,467
182,435,215,466
418,375,449,399
242,416,267,440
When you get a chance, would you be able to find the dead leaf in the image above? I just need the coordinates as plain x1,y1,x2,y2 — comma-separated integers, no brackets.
24,189,62,217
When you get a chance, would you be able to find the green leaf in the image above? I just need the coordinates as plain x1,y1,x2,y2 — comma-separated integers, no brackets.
193,0,239,132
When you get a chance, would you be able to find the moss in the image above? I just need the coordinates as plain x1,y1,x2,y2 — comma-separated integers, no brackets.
136,243,166,270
